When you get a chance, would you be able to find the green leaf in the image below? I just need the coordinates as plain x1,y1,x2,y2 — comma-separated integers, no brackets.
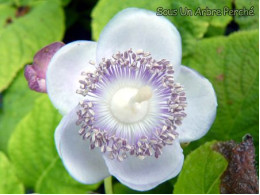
183,30,259,154
0,4,15,35
60,0,71,6
12,0,71,6
235,0,259,30
0,70,42,152
169,0,232,55
91,0,232,56
0,152,24,194
0,0,64,91
36,157,100,194
174,142,228,194
8,95,62,188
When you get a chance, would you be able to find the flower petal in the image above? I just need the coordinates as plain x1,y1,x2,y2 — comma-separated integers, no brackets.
103,140,184,191
55,105,110,184
97,8,182,75
46,41,97,115
175,65,217,143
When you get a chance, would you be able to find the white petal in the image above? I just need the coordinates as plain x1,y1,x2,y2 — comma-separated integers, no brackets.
103,140,184,191
46,41,97,115
176,65,217,143
55,105,110,184
97,8,182,75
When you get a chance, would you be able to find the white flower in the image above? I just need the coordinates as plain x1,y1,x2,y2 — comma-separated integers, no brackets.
46,8,217,191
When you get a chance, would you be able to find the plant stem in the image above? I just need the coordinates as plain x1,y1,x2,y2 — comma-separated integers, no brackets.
104,176,113,194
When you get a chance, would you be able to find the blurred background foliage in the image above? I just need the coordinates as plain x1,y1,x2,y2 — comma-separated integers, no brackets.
0,0,258,193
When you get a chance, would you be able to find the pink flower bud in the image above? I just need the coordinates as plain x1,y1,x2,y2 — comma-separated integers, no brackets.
24,42,64,93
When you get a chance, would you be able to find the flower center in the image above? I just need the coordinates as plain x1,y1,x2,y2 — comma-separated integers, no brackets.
76,49,187,161
110,86,152,123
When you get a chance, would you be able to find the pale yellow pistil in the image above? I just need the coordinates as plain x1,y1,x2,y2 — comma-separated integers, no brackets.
110,86,153,123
